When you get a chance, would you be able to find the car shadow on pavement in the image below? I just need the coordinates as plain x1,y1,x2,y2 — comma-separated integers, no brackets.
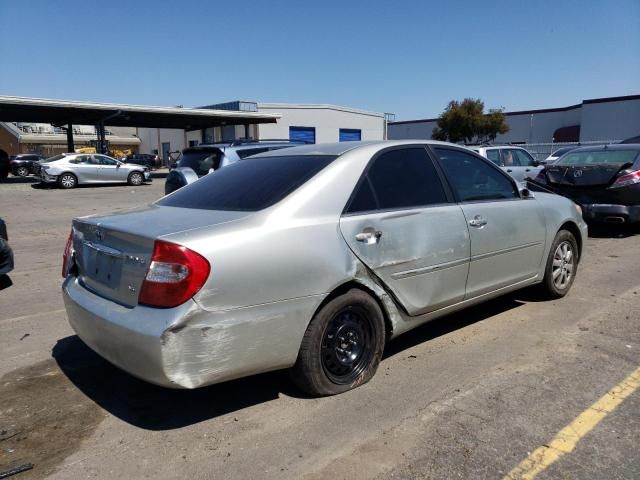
384,294,523,359
53,293,528,430
1,176,39,184
52,335,285,431
588,223,639,239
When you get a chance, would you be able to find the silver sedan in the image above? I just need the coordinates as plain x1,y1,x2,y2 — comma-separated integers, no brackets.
62,140,587,396
40,153,150,188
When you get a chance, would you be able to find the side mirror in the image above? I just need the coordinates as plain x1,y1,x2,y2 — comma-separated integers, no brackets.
170,162,177,170
532,160,540,167
520,187,534,199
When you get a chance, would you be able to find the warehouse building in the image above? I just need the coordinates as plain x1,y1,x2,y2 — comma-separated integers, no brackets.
388,94,640,144
0,98,389,161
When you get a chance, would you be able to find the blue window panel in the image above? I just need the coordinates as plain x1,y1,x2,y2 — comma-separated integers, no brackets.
339,129,362,142
289,126,316,144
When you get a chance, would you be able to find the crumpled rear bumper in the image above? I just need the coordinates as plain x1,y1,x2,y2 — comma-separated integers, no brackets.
582,204,640,224
63,276,320,389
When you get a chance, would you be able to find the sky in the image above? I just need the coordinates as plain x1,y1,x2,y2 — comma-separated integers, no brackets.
0,0,638,120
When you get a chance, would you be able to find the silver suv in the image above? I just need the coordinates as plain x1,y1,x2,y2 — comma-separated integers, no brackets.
165,140,303,194
469,146,542,182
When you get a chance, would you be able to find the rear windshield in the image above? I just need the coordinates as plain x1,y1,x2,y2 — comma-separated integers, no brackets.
550,147,574,157
41,154,66,163
158,155,337,211
177,149,223,176
556,150,639,166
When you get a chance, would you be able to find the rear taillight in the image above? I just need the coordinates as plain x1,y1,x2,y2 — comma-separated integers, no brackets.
62,229,74,278
610,170,640,189
138,240,210,308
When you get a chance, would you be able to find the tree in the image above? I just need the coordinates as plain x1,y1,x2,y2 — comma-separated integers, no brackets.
431,98,509,144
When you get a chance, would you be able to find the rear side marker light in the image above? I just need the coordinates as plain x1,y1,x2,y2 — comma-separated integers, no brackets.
62,229,74,278
139,240,210,308
610,170,640,189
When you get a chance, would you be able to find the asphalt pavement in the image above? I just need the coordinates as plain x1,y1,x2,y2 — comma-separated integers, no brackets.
0,174,638,480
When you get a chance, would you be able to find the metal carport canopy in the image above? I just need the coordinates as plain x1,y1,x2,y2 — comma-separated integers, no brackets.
0,96,280,130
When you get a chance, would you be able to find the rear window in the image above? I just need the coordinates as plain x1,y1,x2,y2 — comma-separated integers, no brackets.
158,155,337,211
556,150,639,166
177,148,223,176
41,154,65,163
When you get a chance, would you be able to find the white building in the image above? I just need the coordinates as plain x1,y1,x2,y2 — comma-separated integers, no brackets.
137,101,389,159
388,94,640,144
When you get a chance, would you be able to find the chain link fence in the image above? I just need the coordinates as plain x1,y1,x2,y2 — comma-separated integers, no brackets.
520,140,621,162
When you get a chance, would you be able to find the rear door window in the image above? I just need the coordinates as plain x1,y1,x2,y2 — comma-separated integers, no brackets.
486,150,501,165
434,147,518,202
346,147,448,213
158,155,336,211
178,149,223,176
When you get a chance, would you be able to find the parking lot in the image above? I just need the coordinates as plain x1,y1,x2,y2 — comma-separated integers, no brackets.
0,175,639,480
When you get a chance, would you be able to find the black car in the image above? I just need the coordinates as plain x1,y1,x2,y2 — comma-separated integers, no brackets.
123,153,159,169
0,150,9,181
9,153,45,176
0,218,14,290
529,144,640,224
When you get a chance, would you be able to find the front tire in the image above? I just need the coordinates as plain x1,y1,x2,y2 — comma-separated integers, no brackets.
128,171,144,186
58,173,77,189
540,229,579,298
291,289,386,396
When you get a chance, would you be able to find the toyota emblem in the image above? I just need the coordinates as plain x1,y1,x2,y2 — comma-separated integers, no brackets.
574,169,583,177
95,227,104,241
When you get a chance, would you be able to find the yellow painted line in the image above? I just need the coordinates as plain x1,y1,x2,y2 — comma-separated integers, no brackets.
504,366,640,480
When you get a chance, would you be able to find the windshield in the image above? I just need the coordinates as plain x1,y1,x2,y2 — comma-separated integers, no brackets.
41,154,66,163
158,155,337,211
556,150,639,166
177,149,223,176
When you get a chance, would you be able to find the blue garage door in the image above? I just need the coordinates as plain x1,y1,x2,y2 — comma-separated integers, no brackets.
289,126,316,144
339,128,361,142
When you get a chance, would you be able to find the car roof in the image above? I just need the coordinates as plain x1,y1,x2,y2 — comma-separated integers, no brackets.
254,140,460,157
564,144,640,153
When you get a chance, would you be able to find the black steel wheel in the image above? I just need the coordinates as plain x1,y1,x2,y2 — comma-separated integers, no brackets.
291,289,385,396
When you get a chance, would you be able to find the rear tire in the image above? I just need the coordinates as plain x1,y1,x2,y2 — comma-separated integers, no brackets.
128,171,144,186
15,166,29,177
58,173,77,189
290,289,386,396
540,229,579,299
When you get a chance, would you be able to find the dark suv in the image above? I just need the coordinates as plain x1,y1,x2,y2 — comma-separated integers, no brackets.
0,217,14,290
9,154,45,176
124,153,160,169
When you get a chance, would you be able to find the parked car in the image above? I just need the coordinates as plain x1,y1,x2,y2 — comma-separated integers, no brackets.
9,153,45,176
543,146,577,165
469,145,542,182
164,140,303,194
124,153,160,170
0,217,14,281
0,150,9,181
40,153,151,189
529,144,640,224
62,140,587,396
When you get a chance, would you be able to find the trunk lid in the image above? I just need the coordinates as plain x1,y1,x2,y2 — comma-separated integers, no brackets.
544,164,626,187
72,204,249,307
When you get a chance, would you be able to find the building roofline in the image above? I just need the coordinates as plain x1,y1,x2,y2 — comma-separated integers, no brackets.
389,94,640,125
257,102,385,118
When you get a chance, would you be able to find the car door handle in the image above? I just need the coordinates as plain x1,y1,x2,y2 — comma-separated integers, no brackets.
468,215,487,228
355,230,382,244
525,168,531,172
506,169,513,172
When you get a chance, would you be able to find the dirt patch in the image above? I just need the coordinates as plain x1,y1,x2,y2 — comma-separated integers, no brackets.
0,359,105,479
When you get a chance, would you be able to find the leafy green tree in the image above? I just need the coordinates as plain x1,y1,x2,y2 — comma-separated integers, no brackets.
431,98,509,144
